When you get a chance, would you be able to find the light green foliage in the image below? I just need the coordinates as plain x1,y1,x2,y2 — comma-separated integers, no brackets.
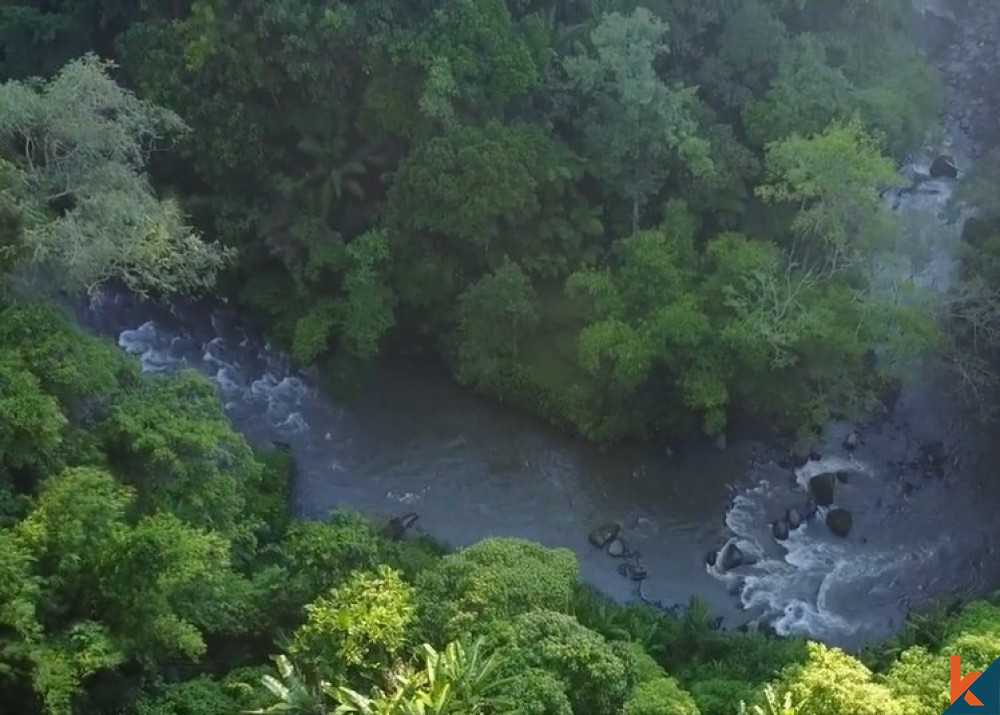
562,8,711,229
761,642,919,715
0,54,232,295
881,648,946,715
623,677,701,715
500,610,632,715
416,538,578,641
500,668,574,715
0,352,66,477
738,684,802,715
8,466,232,713
337,638,514,714
624,640,668,684
256,638,511,715
566,213,719,438
756,117,902,264
0,302,138,414
276,513,384,622
0,167,26,279
290,565,415,683
100,371,265,544
0,302,140,472
885,601,1000,714
703,233,810,372
328,230,396,364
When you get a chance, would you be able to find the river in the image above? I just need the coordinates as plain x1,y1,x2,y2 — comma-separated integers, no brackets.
72,0,1000,652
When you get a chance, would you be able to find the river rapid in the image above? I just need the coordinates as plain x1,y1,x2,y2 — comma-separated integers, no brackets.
72,0,1000,651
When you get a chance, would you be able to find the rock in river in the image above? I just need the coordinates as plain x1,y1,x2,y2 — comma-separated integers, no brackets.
772,519,790,541
843,430,859,450
606,538,627,557
930,154,959,179
589,522,621,548
790,437,815,468
627,554,647,580
618,553,648,581
719,542,745,571
786,507,802,530
826,508,854,538
809,473,836,507
705,549,718,567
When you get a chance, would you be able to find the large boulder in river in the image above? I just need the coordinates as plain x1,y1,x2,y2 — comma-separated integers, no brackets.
808,473,836,507
826,508,853,538
929,154,959,179
786,507,802,530
790,437,816,468
588,522,621,548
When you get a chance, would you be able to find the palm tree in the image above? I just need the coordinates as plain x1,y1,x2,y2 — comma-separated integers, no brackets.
294,131,387,224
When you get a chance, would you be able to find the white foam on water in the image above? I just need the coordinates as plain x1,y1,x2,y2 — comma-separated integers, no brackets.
795,454,872,488
113,310,313,433
711,451,953,641
118,321,157,354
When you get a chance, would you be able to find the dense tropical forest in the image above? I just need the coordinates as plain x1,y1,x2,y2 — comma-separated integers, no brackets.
3,0,1000,713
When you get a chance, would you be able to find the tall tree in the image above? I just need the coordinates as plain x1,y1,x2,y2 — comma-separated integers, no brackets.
0,54,231,296
561,8,712,232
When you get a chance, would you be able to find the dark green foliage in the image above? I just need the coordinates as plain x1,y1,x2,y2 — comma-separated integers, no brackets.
3,2,996,713
100,371,266,545
54,0,940,445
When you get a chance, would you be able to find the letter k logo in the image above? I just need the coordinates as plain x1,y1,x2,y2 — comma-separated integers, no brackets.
953,656,986,707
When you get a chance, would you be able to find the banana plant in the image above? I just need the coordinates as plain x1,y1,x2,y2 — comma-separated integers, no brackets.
333,638,514,715
252,654,328,715
738,684,808,715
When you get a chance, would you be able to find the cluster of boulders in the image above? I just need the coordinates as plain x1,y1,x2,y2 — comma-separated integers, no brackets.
589,524,721,623
588,522,648,582
704,431,866,576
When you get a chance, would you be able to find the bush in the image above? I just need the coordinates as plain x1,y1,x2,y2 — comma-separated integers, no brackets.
624,677,701,715
415,537,578,641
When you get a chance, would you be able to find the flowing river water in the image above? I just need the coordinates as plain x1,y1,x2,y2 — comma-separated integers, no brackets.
70,0,1000,651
